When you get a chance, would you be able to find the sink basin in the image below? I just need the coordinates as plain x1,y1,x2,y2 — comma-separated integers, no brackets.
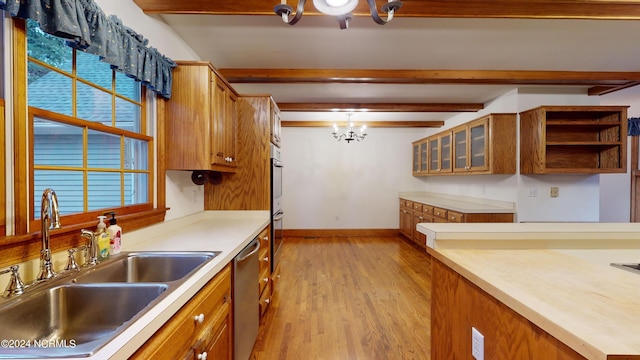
0,251,220,358
0,284,167,358
73,251,220,283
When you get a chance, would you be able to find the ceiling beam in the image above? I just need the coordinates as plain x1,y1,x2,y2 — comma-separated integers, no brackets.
219,68,640,86
282,121,445,128
134,0,640,19
277,103,484,112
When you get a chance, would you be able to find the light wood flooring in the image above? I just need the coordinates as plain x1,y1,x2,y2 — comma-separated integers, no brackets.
250,235,432,360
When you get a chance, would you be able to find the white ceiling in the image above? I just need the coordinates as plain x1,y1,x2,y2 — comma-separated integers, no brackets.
159,14,640,122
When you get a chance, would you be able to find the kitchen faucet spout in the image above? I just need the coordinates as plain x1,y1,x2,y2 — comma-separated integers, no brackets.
38,188,61,281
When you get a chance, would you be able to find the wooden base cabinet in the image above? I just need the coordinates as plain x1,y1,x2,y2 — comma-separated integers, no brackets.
257,225,272,322
431,258,586,360
130,264,232,360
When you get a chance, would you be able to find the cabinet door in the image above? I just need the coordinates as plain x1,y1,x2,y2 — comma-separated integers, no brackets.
469,119,489,172
439,132,452,172
428,138,440,173
412,142,420,175
453,127,468,172
212,78,237,168
203,315,232,360
420,140,428,173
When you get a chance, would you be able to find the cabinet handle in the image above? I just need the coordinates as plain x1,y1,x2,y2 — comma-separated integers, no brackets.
451,216,456,220
262,256,269,262
263,236,269,241
418,216,424,220
276,274,281,279
465,166,470,170
197,352,208,360
194,313,205,324
264,298,271,304
263,277,270,283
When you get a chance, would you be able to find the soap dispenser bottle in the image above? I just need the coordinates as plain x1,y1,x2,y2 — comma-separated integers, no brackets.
96,215,110,260
107,212,122,255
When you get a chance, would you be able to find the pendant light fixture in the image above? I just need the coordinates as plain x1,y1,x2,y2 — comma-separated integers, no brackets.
274,0,403,29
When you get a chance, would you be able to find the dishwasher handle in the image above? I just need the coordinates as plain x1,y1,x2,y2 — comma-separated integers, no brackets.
236,239,261,262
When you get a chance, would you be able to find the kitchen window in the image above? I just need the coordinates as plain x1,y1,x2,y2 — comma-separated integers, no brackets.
25,18,151,228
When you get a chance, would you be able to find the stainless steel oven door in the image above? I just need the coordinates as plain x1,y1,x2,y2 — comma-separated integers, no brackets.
271,210,284,272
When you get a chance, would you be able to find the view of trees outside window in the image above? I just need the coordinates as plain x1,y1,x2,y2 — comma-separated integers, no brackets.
26,20,150,217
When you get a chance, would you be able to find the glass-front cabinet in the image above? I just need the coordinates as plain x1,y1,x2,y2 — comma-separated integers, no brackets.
453,118,489,173
413,113,516,176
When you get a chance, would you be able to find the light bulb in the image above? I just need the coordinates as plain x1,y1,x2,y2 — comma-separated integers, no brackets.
326,0,349,6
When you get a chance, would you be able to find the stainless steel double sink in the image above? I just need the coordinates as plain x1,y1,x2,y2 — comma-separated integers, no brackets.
0,251,220,358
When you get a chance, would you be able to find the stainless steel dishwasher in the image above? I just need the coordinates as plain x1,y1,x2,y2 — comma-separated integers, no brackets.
234,237,260,360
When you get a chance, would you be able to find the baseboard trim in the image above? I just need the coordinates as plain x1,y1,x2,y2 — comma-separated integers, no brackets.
283,229,399,238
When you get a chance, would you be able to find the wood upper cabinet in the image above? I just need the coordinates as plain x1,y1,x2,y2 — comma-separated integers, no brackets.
131,264,232,360
416,113,516,176
452,114,516,174
412,139,429,176
164,61,238,172
520,106,628,174
270,98,282,148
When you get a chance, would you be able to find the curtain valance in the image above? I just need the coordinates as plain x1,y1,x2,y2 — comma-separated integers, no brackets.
629,117,640,136
0,0,177,98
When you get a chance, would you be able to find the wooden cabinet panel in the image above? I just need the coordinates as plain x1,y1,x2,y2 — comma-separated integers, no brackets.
270,98,282,148
131,264,232,360
165,61,238,172
259,281,272,319
433,207,448,220
412,138,429,176
431,258,587,360
520,106,628,174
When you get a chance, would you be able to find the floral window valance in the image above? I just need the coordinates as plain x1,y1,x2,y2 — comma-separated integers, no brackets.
0,0,177,98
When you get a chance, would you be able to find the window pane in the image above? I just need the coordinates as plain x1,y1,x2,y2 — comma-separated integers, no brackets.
77,50,112,90
116,98,141,132
28,62,72,115
88,172,121,211
88,131,121,169
115,71,141,101
33,118,83,167
34,170,84,217
26,19,72,74
77,82,112,124
124,138,148,170
124,173,148,206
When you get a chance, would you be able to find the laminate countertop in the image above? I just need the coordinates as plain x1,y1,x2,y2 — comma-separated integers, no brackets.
399,191,515,214
3,210,270,360
419,222,640,360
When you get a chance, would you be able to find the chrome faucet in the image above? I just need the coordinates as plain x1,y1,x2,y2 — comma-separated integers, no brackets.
81,229,98,266
37,188,61,281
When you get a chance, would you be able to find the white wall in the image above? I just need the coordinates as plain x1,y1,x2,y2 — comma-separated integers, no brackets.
282,126,429,229
94,0,204,221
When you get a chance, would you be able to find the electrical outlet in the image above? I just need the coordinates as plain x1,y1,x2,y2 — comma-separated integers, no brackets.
335,215,339,221
528,187,538,197
550,186,559,198
472,327,484,360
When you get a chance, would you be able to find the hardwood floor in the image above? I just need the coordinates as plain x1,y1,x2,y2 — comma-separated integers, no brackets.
251,235,432,360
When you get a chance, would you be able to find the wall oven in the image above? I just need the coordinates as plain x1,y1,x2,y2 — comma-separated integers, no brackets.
271,144,284,272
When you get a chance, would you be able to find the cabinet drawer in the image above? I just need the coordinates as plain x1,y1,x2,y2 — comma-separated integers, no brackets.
259,266,270,295
259,250,270,276
259,281,272,319
433,217,448,223
422,205,434,216
448,211,465,223
433,207,448,219
271,262,281,294
413,202,424,212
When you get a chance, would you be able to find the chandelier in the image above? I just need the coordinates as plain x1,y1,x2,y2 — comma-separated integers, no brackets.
274,0,403,29
332,113,367,143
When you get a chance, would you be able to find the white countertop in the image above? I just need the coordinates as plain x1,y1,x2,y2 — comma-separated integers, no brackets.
9,210,270,360
399,191,515,214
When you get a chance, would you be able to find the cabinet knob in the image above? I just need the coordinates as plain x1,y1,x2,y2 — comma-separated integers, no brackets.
197,352,208,360
264,298,271,304
276,274,281,279
263,277,269,283
263,236,269,241
194,313,205,324
451,216,456,220
465,166,470,170
262,256,269,262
